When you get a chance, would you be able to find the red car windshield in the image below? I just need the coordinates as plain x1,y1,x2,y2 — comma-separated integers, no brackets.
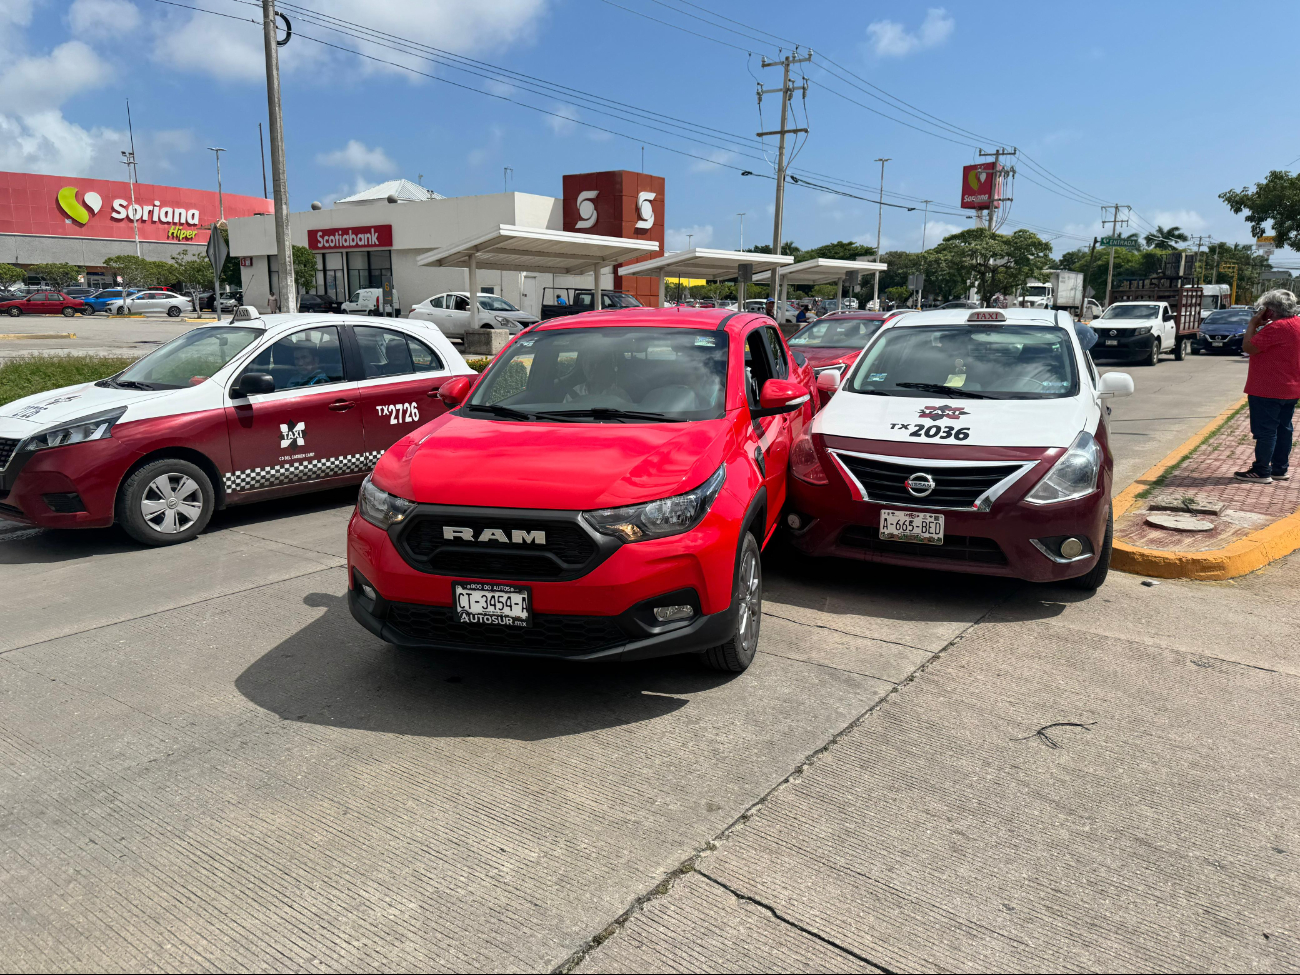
464,326,729,422
789,317,883,349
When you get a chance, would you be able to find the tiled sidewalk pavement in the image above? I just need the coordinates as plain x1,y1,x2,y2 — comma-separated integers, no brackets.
1118,405,1300,551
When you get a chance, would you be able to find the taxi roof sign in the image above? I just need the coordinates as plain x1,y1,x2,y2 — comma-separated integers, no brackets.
967,310,1006,324
231,305,262,322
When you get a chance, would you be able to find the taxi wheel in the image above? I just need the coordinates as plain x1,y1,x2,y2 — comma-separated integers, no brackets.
703,532,763,673
1068,506,1112,591
116,458,214,546
167,305,182,317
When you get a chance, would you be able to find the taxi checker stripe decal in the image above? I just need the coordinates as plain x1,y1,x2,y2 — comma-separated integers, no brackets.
224,450,382,493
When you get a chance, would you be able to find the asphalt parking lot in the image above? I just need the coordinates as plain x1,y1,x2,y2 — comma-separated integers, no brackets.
2,351,1295,973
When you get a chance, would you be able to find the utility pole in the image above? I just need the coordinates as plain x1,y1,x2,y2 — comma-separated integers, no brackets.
258,123,268,199
1081,237,1098,316
207,147,226,223
737,213,746,251
1102,203,1131,308
758,49,812,328
1190,234,1209,284
920,200,932,251
121,99,140,258
261,0,295,312
872,157,891,310
977,147,1016,230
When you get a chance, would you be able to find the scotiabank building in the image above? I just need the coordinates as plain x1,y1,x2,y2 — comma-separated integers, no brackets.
0,170,270,287
226,170,665,316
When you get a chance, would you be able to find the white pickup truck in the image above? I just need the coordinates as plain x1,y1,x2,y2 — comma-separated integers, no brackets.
1093,300,1187,366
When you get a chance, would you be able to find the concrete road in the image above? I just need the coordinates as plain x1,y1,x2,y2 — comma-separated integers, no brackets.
2,351,1286,973
0,314,194,362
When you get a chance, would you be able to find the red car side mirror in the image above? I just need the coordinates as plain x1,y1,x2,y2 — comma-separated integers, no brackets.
437,374,472,407
755,377,811,417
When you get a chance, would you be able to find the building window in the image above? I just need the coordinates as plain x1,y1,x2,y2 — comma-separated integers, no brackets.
346,250,393,294
321,252,344,301
268,253,279,299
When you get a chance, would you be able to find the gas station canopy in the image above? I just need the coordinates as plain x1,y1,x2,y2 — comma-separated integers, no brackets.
755,257,886,285
616,248,793,282
416,224,658,275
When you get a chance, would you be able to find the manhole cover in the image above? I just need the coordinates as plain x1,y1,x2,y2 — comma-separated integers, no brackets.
1146,512,1215,532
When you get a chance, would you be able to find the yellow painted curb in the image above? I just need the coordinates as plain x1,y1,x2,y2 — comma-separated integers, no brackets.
0,332,76,340
1111,396,1300,580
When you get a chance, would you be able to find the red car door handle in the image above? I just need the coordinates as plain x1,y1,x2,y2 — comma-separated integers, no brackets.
328,399,355,411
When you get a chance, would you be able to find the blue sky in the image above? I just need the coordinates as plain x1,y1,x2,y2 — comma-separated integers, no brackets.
5,0,1298,261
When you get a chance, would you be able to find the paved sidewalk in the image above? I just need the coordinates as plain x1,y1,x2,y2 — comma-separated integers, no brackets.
1119,404,1300,553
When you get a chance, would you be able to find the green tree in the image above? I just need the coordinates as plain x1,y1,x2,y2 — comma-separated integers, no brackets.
171,249,215,308
27,263,83,291
0,264,25,289
885,286,912,305
801,240,875,261
103,255,174,294
1143,225,1189,249
1220,170,1300,250
927,228,1053,304
292,245,319,294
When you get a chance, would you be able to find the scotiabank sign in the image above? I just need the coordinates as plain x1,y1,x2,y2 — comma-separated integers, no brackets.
563,169,665,307
0,171,271,244
307,225,393,250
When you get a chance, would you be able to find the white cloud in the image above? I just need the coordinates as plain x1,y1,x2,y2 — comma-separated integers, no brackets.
922,220,965,245
485,79,515,97
667,225,713,251
0,40,110,111
546,103,579,136
467,125,504,167
68,0,139,35
316,140,397,175
155,0,549,82
1146,209,1209,233
866,8,954,58
689,149,735,174
0,112,194,179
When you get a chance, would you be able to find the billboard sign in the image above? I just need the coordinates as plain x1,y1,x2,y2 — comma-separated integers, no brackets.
960,163,1001,210
0,170,270,244
306,224,393,250
563,169,666,306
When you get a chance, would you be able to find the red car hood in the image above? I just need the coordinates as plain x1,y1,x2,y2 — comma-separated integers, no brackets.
372,412,737,510
795,346,861,369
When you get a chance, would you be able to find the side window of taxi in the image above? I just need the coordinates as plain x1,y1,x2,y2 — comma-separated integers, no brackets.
354,326,444,378
241,326,346,390
743,329,774,409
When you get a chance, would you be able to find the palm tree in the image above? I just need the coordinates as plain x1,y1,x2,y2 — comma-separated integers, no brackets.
1145,225,1190,249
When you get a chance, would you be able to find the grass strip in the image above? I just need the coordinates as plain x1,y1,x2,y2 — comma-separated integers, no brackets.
1135,400,1249,499
0,354,138,406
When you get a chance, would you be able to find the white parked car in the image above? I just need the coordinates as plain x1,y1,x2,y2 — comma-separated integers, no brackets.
788,307,1133,590
107,291,194,318
341,288,384,316
0,308,475,544
408,292,539,342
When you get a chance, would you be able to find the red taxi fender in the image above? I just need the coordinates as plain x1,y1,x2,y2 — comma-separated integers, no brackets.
437,374,473,407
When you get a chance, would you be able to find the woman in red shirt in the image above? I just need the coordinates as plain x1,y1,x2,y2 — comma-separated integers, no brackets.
1238,289,1300,482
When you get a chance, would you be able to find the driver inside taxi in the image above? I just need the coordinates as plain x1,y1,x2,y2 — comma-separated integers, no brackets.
566,349,631,403
286,346,330,388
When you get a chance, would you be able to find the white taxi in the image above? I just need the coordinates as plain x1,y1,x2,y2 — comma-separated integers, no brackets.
0,307,474,544
787,308,1133,588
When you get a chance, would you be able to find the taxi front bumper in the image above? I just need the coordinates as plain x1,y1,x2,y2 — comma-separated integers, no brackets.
0,436,137,528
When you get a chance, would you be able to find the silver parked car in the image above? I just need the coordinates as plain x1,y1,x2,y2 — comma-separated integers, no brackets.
408,292,539,342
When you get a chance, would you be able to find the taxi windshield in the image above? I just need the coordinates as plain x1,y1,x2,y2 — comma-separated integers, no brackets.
464,326,728,422
477,295,518,312
789,317,883,349
847,325,1078,400
111,326,261,389
1099,304,1159,320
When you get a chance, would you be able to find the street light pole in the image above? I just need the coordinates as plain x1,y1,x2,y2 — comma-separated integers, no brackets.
261,0,295,312
737,212,745,251
207,147,227,223
873,157,890,310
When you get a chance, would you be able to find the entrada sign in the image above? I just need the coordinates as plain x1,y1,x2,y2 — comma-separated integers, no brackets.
1100,236,1141,250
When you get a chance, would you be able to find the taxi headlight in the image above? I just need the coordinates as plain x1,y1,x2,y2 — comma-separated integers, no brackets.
20,408,126,452
1025,431,1101,504
358,474,416,529
583,465,726,542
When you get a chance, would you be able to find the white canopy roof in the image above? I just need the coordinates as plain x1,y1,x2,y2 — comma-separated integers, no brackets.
416,224,659,274
616,248,793,280
756,256,887,284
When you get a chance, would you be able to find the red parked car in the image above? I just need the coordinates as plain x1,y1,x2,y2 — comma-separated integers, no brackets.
346,307,815,672
1,291,90,317
788,310,914,405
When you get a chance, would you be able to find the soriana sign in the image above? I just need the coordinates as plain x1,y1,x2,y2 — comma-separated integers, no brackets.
0,170,270,243
960,163,1001,210
307,225,393,250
